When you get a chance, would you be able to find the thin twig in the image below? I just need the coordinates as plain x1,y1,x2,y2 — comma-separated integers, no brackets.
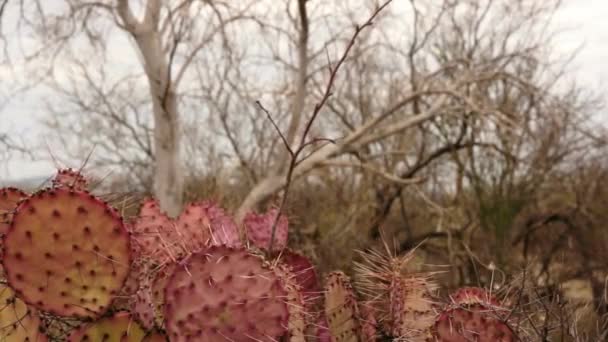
260,0,394,252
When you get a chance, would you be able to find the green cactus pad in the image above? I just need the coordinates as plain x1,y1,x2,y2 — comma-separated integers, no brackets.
432,303,515,342
324,271,361,342
0,283,48,341
164,245,289,341
2,188,131,318
52,168,88,191
68,312,146,341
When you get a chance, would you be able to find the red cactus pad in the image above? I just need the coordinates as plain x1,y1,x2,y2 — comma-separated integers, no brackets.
360,304,378,342
194,202,240,248
432,304,515,342
0,283,48,341
131,274,156,330
131,198,182,264
176,201,240,250
2,188,131,318
316,315,332,342
52,168,88,191
450,286,501,307
244,208,288,250
274,249,320,304
324,271,361,341
68,312,146,341
164,246,289,342
0,187,27,236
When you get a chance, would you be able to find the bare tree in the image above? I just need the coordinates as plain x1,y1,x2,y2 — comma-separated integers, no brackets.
1,1,256,216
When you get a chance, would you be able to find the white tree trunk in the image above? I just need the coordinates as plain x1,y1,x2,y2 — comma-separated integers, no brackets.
118,0,184,217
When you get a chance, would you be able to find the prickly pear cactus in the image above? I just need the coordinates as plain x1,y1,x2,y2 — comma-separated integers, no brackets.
2,188,131,317
131,263,175,330
131,198,181,265
389,276,437,341
244,207,288,250
0,283,48,341
52,168,88,191
0,187,27,236
143,330,168,342
354,247,438,340
163,245,289,341
315,315,332,342
431,303,516,342
359,304,378,342
275,264,307,342
176,201,240,249
273,249,320,305
449,286,501,307
68,312,146,341
324,271,361,342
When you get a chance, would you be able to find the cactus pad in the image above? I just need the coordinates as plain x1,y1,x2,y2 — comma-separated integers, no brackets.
389,276,437,340
432,303,515,341
68,312,146,341
143,330,168,342
0,284,48,341
52,168,88,191
164,245,289,341
244,208,288,250
0,187,27,236
360,304,378,342
176,201,240,249
131,263,174,330
131,198,181,264
315,315,332,342
2,188,131,317
354,246,438,339
274,249,320,304
449,286,501,307
324,271,360,342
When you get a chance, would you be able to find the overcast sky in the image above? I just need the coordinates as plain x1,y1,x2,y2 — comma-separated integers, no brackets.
1,0,607,183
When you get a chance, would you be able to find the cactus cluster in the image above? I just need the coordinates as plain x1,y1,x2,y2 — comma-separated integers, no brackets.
0,168,535,341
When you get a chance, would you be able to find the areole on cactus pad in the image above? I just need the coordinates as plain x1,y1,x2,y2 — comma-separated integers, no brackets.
2,188,131,318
